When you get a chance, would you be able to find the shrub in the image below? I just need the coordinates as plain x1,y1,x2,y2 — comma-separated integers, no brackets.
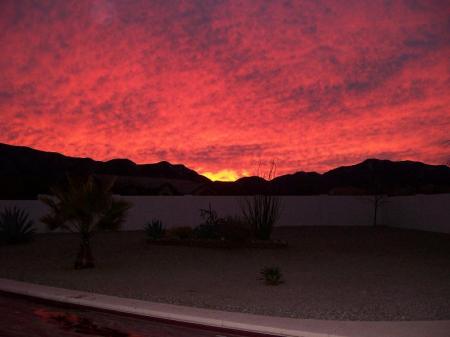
241,194,281,240
200,203,220,225
145,219,165,240
193,223,220,239
0,207,36,244
193,204,253,243
260,266,283,286
193,203,221,240
167,226,193,240
217,216,251,244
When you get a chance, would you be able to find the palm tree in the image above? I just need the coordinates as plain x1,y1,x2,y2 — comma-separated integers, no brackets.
40,175,131,269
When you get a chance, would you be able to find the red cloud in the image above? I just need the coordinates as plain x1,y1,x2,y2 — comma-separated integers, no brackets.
0,0,449,180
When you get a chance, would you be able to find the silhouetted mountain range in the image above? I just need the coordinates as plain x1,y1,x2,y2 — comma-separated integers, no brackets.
1,143,449,199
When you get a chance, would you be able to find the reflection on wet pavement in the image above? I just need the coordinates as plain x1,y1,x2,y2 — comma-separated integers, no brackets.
34,308,143,337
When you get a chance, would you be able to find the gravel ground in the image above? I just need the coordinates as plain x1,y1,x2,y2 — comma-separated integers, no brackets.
1,226,449,321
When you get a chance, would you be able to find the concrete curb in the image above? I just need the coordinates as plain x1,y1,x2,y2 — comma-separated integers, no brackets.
0,278,449,337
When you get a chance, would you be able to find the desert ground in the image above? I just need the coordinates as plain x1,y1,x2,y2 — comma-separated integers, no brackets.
1,226,449,321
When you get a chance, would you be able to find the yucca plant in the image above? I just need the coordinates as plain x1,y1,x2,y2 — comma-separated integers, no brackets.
0,207,36,244
260,266,283,286
40,175,131,269
145,219,165,240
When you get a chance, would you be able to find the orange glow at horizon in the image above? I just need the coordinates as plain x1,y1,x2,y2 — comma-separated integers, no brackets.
0,0,449,178
201,169,250,182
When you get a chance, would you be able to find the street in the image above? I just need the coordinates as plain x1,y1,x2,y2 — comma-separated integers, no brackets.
0,293,264,337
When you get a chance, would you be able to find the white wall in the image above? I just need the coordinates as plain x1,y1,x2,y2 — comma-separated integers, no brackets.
381,194,450,233
124,195,375,230
0,194,449,234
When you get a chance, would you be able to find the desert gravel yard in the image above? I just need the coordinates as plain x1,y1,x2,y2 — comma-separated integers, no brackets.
1,226,449,321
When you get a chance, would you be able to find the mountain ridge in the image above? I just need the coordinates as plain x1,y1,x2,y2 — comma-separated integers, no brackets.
1,142,449,198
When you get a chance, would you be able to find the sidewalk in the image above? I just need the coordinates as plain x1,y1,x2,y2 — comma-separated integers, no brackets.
0,278,448,337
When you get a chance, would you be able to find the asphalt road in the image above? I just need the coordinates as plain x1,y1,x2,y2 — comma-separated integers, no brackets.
0,294,264,337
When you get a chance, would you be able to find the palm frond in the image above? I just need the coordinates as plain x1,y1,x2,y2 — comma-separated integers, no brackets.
0,207,36,244
40,174,131,235
96,199,131,231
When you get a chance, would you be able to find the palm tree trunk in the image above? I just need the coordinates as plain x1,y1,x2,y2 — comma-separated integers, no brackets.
74,234,94,269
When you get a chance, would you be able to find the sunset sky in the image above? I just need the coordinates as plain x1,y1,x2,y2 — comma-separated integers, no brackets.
0,0,449,181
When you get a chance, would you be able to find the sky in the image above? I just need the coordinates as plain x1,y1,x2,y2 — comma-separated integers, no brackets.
0,0,449,181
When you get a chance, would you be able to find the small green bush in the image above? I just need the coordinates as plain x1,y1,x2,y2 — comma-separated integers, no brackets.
260,266,283,286
0,207,36,244
145,219,165,240
167,226,193,240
